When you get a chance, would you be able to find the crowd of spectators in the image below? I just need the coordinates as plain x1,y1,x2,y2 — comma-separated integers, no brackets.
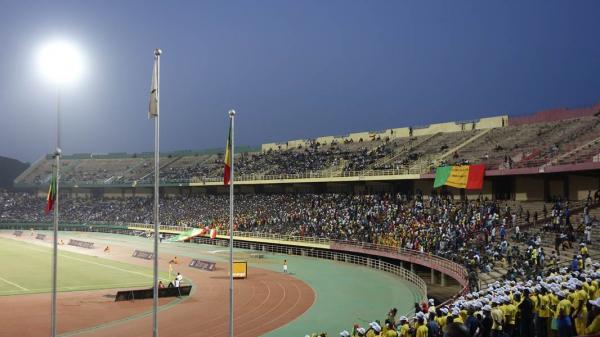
3,189,600,336
4,190,592,283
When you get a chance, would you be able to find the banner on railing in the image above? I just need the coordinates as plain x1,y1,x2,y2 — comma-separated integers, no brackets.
433,164,485,190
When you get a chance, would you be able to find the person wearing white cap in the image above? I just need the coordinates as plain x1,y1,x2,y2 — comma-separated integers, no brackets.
428,298,435,312
585,298,600,335
451,307,464,324
415,315,428,337
554,291,572,337
491,301,504,336
367,321,381,336
503,293,517,337
398,316,410,337
480,304,493,337
536,286,551,337
573,282,590,335
340,330,350,337
435,308,448,332
355,327,366,337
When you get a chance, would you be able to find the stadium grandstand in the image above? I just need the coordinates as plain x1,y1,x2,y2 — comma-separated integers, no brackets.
4,102,600,336
14,102,600,198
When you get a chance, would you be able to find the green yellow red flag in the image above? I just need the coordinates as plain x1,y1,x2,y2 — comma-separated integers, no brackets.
433,164,485,190
45,170,57,214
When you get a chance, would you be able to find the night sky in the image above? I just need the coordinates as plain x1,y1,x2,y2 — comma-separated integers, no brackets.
1,0,599,163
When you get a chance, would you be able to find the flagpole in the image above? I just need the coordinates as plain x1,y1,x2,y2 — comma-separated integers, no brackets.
51,89,61,337
228,109,236,337
152,48,161,337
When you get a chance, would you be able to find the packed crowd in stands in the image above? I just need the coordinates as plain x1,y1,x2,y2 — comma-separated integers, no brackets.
14,115,600,187
2,191,597,282
2,189,600,336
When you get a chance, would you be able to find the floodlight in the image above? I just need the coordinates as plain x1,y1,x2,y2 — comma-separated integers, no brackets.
37,40,85,85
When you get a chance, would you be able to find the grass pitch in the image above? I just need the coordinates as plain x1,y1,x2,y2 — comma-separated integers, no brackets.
0,237,167,296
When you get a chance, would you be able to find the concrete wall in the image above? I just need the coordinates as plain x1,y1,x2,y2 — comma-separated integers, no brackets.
569,175,599,200
548,179,565,198
515,176,544,201
261,115,507,152
414,179,433,195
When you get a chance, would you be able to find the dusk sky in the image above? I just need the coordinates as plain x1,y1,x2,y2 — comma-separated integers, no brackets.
1,0,599,163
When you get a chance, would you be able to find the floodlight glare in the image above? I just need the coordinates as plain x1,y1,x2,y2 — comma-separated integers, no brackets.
37,40,85,85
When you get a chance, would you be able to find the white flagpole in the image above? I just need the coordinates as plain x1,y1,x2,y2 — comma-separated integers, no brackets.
152,48,161,337
51,89,61,337
228,109,236,337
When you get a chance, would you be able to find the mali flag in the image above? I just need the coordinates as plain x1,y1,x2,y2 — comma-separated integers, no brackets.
433,164,485,190
223,119,232,185
45,171,57,214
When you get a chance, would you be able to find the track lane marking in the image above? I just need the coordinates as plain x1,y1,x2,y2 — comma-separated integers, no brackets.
0,276,29,291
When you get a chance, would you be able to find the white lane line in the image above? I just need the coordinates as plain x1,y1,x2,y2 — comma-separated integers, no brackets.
23,244,156,279
0,276,29,291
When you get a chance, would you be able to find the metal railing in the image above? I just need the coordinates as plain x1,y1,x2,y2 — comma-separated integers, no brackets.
186,166,426,184
191,235,428,304
0,220,465,299
15,166,429,188
331,240,469,281
29,220,465,286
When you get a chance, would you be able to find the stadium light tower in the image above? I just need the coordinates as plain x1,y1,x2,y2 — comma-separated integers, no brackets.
37,39,85,337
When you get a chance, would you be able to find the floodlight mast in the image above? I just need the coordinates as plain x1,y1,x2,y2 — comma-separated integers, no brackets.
38,39,84,337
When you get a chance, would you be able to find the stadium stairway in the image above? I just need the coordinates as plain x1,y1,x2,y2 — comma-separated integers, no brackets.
368,133,440,170
406,130,483,172
435,128,491,164
544,134,600,168
136,155,182,182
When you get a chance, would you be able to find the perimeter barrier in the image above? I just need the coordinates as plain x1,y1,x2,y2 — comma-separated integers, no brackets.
1,221,473,304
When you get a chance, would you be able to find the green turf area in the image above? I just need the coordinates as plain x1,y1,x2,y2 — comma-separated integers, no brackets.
59,232,422,336
0,237,169,296
12,232,422,336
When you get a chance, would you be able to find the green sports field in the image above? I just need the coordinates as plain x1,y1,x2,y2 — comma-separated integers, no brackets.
0,237,167,296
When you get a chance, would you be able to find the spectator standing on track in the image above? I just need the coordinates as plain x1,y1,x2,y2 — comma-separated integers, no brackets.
283,259,288,273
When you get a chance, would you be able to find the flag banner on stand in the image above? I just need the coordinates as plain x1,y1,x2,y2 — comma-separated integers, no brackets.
433,164,485,190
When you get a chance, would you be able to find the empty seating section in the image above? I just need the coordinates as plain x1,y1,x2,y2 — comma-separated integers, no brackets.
14,115,600,185
449,117,600,171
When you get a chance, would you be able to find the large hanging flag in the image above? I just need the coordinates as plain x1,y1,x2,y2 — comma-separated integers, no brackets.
433,164,485,190
45,171,57,214
223,120,232,185
148,55,159,119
